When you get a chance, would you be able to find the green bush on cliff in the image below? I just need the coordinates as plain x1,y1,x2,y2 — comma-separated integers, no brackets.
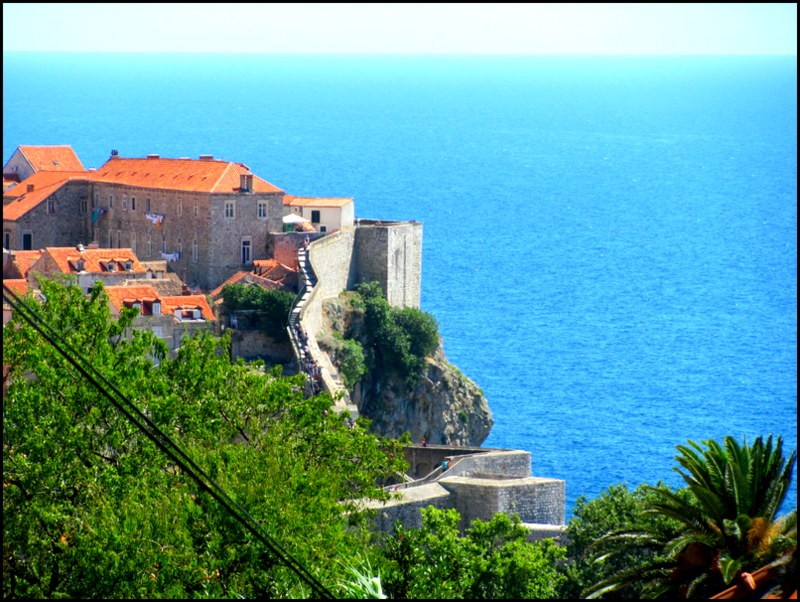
339,337,368,389
353,282,440,384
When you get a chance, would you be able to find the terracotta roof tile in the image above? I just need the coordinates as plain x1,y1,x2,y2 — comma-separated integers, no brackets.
3,279,29,296
10,250,43,278
209,271,250,298
103,284,162,313
36,247,146,275
2,171,89,221
283,194,353,207
161,294,215,321
92,156,283,194
17,145,86,172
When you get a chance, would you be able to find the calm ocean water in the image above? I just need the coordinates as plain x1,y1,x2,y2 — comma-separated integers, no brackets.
3,53,796,517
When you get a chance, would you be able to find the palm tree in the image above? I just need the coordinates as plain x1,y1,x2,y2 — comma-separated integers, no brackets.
584,435,796,599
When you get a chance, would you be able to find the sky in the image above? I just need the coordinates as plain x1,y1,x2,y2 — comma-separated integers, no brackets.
2,3,797,55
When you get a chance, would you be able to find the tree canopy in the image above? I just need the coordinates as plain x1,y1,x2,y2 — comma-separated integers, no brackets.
3,279,407,598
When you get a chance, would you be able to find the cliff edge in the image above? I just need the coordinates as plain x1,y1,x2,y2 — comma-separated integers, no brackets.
318,294,493,446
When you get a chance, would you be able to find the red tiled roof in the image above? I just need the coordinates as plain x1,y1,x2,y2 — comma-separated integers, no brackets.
104,285,215,321
2,171,89,221
209,271,250,298
92,156,283,194
36,247,146,275
283,194,353,207
253,258,296,282
104,285,161,313
17,145,86,172
161,294,215,321
2,279,29,296
9,250,43,278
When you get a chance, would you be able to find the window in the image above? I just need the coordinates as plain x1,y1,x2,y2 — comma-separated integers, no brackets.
93,193,99,208
178,238,183,257
152,301,161,316
241,239,251,264
311,210,321,224
117,230,122,248
47,199,56,214
320,225,328,233
131,197,136,211
131,232,136,253
192,238,198,263
178,201,183,216
148,233,152,257
122,197,128,210
80,198,88,214
108,194,113,208
194,204,198,217
225,201,235,219
22,233,32,250
146,197,151,212
3,231,10,249
258,201,268,219
162,236,167,253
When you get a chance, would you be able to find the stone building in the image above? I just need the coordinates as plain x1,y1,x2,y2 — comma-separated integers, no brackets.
3,151,286,290
283,195,355,234
3,145,85,187
24,246,153,294
104,284,216,356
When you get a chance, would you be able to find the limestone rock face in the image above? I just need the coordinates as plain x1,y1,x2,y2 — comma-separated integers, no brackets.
356,347,493,446
320,296,493,445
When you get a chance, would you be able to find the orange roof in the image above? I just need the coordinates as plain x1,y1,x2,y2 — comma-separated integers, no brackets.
3,279,29,296
105,285,215,321
91,156,283,194
209,270,250,298
9,250,43,278
17,145,86,172
104,284,161,313
253,258,296,282
284,194,353,207
37,247,145,275
2,171,89,221
161,294,215,321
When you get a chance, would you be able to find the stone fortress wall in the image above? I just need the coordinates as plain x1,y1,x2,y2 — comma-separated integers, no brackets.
365,446,566,541
293,220,566,537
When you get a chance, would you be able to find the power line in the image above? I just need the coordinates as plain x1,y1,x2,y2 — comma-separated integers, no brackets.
2,283,335,599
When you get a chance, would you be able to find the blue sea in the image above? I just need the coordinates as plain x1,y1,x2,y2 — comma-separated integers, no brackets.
3,53,797,518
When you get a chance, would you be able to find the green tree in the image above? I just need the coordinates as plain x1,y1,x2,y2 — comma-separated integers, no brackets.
558,484,685,599
339,337,368,390
353,282,440,384
221,283,294,340
379,507,565,599
3,279,408,598
584,435,797,599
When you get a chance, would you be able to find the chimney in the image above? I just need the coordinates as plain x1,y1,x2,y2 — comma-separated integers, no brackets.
199,154,214,161
27,184,34,193
146,154,160,159
240,173,253,192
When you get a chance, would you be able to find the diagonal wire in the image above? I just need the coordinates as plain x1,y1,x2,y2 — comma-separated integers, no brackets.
2,283,335,599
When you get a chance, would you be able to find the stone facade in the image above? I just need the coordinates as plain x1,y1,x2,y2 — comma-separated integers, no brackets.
87,181,284,291
4,181,91,251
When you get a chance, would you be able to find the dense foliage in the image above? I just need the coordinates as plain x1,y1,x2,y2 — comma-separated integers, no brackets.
221,283,294,340
581,436,797,599
558,484,686,599
338,336,368,389
3,279,407,598
379,507,565,599
353,282,440,384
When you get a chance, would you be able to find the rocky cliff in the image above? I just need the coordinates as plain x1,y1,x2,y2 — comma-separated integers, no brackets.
319,295,493,446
